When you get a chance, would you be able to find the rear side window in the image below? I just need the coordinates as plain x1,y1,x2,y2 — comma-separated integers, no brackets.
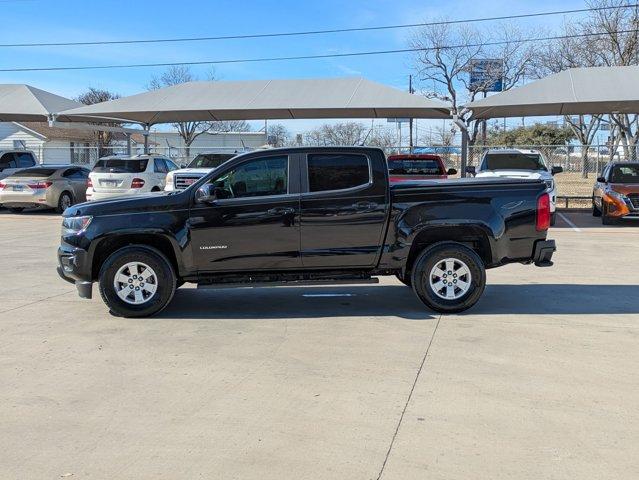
93,158,148,173
0,153,17,169
16,152,35,168
154,158,168,173
308,154,370,192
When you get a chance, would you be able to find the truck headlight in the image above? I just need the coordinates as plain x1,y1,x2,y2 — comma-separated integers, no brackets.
62,215,92,235
166,172,174,189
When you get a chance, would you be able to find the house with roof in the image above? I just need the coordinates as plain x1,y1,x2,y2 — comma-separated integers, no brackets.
0,122,102,165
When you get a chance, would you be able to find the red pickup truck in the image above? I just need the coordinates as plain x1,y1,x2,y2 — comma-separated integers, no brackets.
387,154,456,182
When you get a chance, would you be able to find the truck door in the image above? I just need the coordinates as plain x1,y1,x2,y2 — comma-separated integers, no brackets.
299,151,389,268
189,153,302,272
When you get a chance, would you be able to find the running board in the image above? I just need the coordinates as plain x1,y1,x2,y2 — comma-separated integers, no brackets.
197,277,379,290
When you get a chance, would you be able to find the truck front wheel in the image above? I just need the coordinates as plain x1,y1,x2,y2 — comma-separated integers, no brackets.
98,246,177,318
411,243,486,314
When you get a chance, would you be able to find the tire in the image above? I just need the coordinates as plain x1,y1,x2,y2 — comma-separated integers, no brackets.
411,242,486,314
395,273,412,287
98,246,176,318
8,207,24,213
592,198,602,217
601,203,617,225
56,191,73,214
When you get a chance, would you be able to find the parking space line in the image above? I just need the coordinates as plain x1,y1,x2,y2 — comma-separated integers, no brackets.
558,212,582,232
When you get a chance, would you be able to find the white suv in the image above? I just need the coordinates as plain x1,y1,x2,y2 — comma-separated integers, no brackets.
469,149,563,225
0,150,37,181
87,155,179,201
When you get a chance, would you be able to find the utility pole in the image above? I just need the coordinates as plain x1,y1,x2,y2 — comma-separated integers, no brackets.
408,75,414,153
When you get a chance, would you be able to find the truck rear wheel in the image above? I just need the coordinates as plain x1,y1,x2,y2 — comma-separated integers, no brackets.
411,243,486,314
98,246,176,318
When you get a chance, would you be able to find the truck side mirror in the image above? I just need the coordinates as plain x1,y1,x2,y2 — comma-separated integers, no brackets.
596,176,606,183
551,166,563,176
465,166,476,176
195,184,218,204
447,168,458,176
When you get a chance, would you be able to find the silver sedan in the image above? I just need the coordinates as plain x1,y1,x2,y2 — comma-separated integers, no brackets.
0,165,89,213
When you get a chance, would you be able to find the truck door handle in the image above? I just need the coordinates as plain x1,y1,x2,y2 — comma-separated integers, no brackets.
267,207,295,215
352,201,377,210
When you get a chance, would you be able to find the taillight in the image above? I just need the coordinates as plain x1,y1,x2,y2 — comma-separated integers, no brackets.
131,178,145,188
536,193,551,231
87,177,93,188
28,181,52,189
0,181,5,190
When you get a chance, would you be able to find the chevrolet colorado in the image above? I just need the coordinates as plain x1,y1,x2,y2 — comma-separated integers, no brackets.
57,147,556,318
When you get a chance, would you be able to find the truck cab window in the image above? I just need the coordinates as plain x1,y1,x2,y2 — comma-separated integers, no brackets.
210,155,288,199
308,154,369,192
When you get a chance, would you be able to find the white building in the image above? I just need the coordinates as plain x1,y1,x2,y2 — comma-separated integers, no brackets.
146,130,267,163
0,122,100,165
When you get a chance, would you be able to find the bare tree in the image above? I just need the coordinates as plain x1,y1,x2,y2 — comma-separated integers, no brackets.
267,124,290,147
148,66,251,158
76,87,121,156
410,22,535,160
537,0,639,173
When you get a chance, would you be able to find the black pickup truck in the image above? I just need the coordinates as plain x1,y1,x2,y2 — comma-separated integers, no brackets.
57,147,555,318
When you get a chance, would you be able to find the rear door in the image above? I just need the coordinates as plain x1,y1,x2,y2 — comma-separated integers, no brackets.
153,158,169,189
63,167,90,202
189,153,302,272
299,151,389,268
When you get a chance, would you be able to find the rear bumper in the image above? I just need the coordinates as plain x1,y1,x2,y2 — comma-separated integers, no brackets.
532,239,556,267
87,188,146,201
0,190,53,208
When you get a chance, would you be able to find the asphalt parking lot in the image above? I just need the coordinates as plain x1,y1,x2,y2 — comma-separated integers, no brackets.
1,210,638,479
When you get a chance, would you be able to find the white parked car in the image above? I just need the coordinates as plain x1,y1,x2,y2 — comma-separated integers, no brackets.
87,155,179,201
468,149,563,225
165,153,237,191
0,149,37,181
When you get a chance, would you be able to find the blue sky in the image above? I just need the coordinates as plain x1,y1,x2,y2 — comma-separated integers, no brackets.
1,0,587,134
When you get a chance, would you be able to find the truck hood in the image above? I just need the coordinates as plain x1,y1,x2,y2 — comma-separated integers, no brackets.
476,170,550,180
609,183,639,195
63,191,188,218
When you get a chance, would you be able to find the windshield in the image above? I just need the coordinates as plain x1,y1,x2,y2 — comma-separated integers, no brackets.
93,159,148,173
482,152,546,171
188,154,235,169
388,160,444,175
11,168,57,177
611,164,639,184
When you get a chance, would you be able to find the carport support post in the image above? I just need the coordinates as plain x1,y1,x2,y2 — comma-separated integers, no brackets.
143,125,150,154
126,133,132,156
460,129,469,178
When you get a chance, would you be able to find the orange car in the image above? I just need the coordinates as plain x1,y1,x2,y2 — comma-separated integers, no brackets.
592,162,639,224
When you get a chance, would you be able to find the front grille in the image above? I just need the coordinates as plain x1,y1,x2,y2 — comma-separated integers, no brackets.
628,194,639,210
174,174,205,190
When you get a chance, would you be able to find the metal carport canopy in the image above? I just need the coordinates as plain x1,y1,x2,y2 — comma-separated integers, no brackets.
0,84,84,122
465,66,639,119
58,77,451,124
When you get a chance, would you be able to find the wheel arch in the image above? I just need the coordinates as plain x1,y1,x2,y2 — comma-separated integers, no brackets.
403,226,492,279
90,233,181,281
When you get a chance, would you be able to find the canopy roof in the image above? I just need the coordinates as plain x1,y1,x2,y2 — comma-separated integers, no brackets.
59,77,451,124
466,66,639,119
0,84,83,122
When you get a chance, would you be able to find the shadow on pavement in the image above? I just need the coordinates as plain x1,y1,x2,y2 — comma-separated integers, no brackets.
475,284,639,315
159,285,435,320
159,283,639,319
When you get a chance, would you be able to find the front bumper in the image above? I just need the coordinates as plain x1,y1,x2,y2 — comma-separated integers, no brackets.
532,239,556,267
57,246,93,299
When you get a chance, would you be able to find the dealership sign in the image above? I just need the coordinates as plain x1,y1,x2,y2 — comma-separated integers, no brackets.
469,59,504,92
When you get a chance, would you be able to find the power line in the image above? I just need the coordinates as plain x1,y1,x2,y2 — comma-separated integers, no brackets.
1,29,637,73
0,4,637,48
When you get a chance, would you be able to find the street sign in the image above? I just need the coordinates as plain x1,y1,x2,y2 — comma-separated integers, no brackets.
469,59,504,92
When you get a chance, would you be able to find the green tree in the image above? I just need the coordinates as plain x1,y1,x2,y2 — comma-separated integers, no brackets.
488,124,575,146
